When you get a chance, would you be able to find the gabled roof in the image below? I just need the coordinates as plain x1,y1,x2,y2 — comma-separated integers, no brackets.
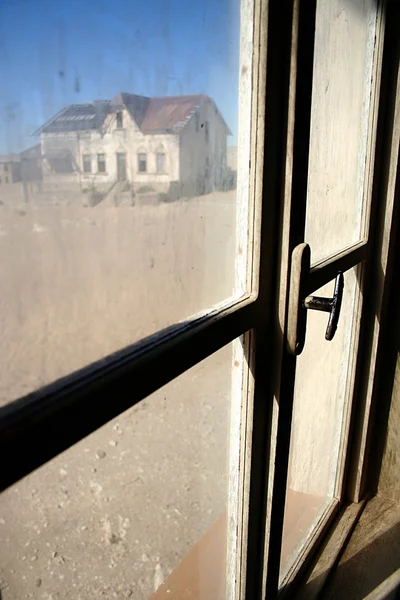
34,101,111,135
111,93,150,128
140,94,207,133
34,93,231,136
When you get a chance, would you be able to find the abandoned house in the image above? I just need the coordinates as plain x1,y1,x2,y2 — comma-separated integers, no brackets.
19,143,43,183
34,93,231,198
0,154,21,185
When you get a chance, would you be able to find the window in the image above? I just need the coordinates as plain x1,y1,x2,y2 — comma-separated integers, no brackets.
82,154,91,173
205,120,209,141
5,176,8,184
0,1,393,600
156,152,165,173
97,153,106,173
116,111,123,128
138,152,147,172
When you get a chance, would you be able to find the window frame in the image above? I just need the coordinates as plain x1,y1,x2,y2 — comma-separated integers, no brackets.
116,110,123,129
82,153,91,174
138,152,147,173
0,1,394,600
97,152,106,173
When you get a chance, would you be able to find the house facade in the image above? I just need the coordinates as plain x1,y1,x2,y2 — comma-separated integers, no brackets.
34,93,231,198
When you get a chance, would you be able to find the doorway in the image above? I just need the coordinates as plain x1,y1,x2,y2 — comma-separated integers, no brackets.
116,152,127,181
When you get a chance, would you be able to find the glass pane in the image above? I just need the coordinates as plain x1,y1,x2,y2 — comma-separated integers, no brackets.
0,342,244,599
0,0,253,406
280,267,359,582
305,0,378,264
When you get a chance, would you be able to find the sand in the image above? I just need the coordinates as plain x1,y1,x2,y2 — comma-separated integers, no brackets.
0,186,237,599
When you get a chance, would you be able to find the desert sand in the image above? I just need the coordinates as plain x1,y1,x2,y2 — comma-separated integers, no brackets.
0,186,237,599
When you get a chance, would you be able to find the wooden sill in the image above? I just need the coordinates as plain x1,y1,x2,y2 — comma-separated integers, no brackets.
148,490,346,600
149,512,227,600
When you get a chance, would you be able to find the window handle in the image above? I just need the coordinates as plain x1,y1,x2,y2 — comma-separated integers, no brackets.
304,272,344,341
287,243,344,355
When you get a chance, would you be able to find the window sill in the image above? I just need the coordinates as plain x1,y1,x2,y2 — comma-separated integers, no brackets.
149,512,227,600
147,498,369,600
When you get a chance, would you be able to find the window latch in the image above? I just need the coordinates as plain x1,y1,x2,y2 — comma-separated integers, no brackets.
287,243,344,355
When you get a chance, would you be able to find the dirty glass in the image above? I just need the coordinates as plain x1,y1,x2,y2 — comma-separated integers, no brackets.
305,0,377,264
280,267,359,583
0,343,244,599
0,0,252,406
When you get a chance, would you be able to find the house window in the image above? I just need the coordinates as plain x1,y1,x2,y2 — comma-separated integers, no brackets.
82,154,91,173
138,153,147,173
97,153,106,173
156,152,166,173
0,2,389,600
116,111,123,129
205,121,209,141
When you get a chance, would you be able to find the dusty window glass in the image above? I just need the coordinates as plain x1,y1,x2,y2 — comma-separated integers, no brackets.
0,343,244,600
0,0,253,406
82,154,91,173
280,0,379,582
304,0,377,263
156,152,165,173
97,153,106,173
138,153,147,173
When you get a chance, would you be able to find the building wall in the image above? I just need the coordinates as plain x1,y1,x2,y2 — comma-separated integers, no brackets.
41,133,80,190
40,102,227,197
227,146,237,171
179,99,228,197
41,109,180,194
20,144,42,182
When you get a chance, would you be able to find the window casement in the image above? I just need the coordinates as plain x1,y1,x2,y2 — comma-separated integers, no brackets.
97,153,106,173
0,1,395,599
116,111,123,129
82,153,91,173
138,152,147,172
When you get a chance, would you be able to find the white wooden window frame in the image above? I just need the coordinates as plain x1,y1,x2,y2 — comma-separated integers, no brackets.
0,1,397,599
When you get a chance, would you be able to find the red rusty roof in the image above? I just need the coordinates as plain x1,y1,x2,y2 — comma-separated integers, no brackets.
35,93,231,136
139,94,207,133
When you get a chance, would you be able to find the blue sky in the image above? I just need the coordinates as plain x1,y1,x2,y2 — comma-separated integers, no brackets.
0,0,240,154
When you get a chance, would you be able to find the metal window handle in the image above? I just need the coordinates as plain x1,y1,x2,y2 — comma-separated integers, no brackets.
304,272,344,341
287,243,345,355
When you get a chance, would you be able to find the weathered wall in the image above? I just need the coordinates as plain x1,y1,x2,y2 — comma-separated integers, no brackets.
179,99,228,197
41,109,180,194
